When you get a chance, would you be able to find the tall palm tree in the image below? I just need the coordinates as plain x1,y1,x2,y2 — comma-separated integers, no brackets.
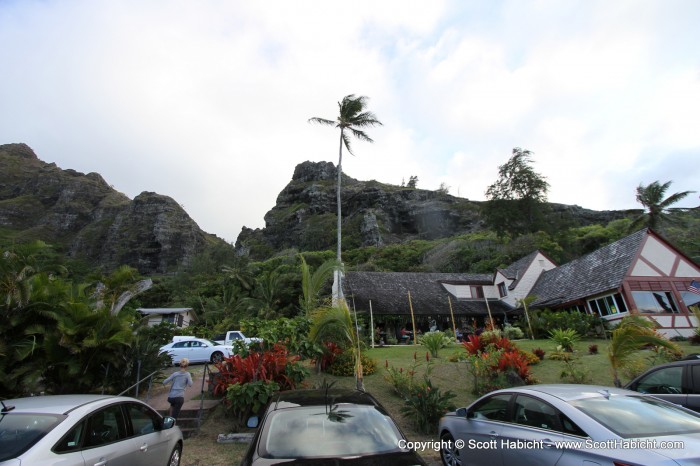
630,180,695,230
309,95,382,300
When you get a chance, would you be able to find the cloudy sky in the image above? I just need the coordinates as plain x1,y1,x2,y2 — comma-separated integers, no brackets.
1,0,698,243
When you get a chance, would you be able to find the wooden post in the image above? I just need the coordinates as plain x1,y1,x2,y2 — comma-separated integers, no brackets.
448,295,457,337
484,294,495,329
370,300,375,349
408,291,418,345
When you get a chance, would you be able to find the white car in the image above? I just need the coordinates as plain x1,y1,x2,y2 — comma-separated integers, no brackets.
0,394,182,466
159,338,234,364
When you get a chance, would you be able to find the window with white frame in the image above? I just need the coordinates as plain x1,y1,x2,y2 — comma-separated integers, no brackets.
587,293,628,317
498,282,507,298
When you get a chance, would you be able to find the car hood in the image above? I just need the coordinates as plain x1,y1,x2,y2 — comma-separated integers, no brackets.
250,451,426,465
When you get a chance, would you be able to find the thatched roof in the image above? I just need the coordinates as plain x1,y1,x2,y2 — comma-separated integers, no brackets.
344,271,515,317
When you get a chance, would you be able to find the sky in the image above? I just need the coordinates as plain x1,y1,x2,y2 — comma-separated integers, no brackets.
1,0,699,243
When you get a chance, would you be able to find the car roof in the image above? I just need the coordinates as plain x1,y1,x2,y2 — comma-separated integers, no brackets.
2,395,133,415
267,389,381,411
504,384,637,402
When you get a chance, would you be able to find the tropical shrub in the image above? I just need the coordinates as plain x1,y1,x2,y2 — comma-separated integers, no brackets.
558,353,591,383
532,348,546,360
460,335,535,395
400,378,456,434
549,328,581,352
225,381,280,429
327,350,377,377
419,331,452,358
212,343,307,395
503,324,524,340
528,309,601,338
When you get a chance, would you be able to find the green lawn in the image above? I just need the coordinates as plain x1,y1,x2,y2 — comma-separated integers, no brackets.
181,338,698,466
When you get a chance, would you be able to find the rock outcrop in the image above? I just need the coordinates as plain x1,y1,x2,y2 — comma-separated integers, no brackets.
0,143,228,273
236,161,628,259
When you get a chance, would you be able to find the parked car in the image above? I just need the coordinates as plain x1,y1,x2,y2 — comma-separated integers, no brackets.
0,394,182,466
241,388,428,465
438,384,700,466
159,338,234,364
625,356,700,412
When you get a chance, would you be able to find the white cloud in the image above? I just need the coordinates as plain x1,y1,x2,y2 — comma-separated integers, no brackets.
1,0,698,243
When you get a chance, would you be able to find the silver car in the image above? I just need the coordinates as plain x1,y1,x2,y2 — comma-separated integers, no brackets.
0,394,183,466
438,384,700,466
159,337,235,364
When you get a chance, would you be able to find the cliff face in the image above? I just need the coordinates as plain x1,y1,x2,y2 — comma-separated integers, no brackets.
0,143,227,273
236,161,628,259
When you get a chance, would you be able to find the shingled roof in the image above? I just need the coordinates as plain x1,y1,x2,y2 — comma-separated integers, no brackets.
344,271,515,317
497,250,547,290
529,228,648,307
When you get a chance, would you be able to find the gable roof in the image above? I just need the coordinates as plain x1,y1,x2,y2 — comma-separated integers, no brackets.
344,271,514,317
497,250,552,290
529,228,648,307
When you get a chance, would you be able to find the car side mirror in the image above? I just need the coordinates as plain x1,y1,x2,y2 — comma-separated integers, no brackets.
247,416,259,428
162,416,176,430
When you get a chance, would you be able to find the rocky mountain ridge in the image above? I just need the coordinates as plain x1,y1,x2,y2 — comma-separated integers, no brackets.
0,143,227,273
235,161,628,259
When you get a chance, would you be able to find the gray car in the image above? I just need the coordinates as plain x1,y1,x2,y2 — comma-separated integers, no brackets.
625,356,700,413
438,384,700,466
0,394,183,466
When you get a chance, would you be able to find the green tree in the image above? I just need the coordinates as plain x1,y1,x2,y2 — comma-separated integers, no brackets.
630,180,695,231
309,95,382,299
484,147,550,236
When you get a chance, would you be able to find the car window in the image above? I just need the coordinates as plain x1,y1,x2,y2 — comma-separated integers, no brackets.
513,395,559,431
54,421,85,453
173,342,187,348
0,413,63,461
126,403,159,437
692,365,700,394
636,366,683,394
470,394,511,422
84,405,126,448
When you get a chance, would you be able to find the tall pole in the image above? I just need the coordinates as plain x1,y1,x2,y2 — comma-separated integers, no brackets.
408,291,418,345
448,296,457,337
370,300,375,349
484,294,495,329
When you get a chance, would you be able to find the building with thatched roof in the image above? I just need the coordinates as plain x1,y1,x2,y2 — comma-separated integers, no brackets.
343,228,700,338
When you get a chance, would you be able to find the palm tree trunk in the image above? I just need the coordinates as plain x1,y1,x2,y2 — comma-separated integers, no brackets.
333,130,344,303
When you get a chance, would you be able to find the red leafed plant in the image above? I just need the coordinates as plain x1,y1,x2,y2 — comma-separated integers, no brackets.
462,335,483,355
212,343,302,395
496,350,531,380
317,341,343,371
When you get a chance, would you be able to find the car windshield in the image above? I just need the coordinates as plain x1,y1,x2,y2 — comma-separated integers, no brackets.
261,405,405,458
0,413,64,461
570,395,700,438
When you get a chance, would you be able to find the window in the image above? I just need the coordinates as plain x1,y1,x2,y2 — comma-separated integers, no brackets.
513,395,558,431
126,403,159,437
498,282,507,298
692,365,700,395
469,394,511,422
84,405,126,448
588,293,628,317
635,366,683,394
162,314,175,323
631,291,679,314
470,286,484,299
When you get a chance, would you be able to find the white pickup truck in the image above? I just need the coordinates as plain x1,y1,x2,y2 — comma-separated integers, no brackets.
213,330,262,347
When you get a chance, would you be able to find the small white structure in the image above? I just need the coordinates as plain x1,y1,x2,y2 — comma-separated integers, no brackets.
136,307,194,328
